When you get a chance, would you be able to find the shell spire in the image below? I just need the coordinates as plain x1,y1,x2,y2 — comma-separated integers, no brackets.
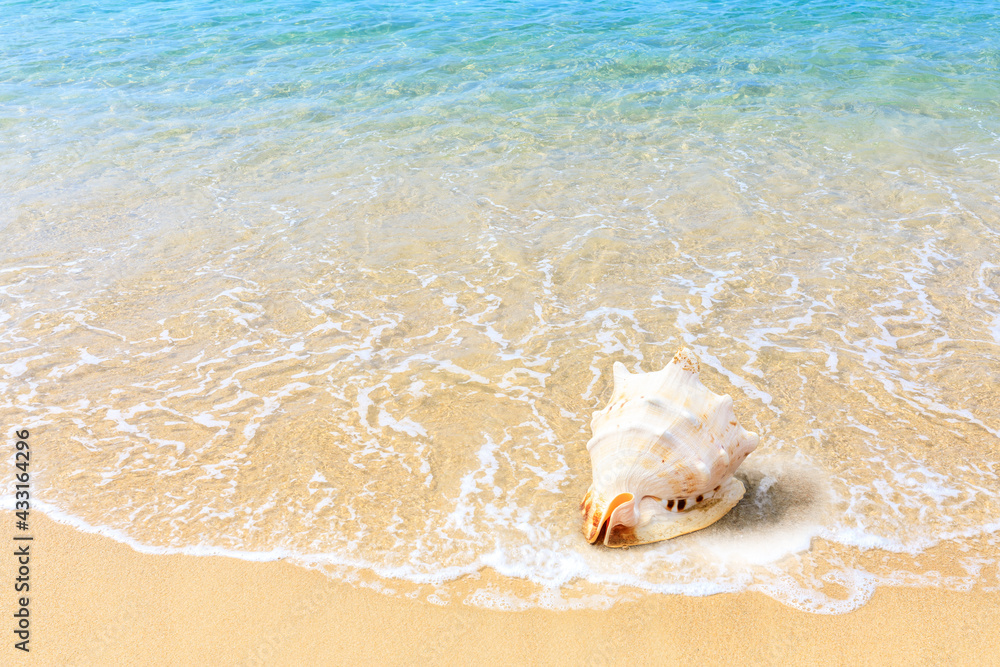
581,348,759,547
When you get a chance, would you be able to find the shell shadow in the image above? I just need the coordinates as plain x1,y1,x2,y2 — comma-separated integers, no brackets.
709,465,830,533
716,464,830,532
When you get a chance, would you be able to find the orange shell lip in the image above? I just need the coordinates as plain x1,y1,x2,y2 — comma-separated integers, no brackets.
581,490,635,546
580,488,604,543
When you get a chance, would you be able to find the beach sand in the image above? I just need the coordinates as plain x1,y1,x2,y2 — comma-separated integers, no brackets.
3,511,997,665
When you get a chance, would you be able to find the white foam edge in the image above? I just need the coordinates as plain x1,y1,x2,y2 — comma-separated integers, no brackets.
7,498,998,615
3,498,751,594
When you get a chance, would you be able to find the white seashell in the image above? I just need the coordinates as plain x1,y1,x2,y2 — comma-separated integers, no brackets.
581,348,759,547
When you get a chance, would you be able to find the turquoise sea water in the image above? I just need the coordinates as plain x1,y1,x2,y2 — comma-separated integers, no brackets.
5,0,999,216
2,1,1000,613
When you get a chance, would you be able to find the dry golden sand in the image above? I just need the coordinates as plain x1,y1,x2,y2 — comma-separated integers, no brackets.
2,511,998,666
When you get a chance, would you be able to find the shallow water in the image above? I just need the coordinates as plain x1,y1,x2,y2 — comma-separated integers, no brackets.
2,0,999,613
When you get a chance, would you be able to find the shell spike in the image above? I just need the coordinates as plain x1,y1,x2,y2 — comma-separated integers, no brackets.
612,361,630,393
669,347,701,375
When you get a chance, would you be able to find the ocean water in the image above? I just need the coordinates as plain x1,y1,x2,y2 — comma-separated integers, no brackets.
2,0,1000,614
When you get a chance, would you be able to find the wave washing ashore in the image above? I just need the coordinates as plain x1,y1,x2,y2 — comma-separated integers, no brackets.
2,0,999,614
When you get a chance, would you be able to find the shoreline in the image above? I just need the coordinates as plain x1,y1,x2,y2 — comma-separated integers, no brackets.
3,511,998,665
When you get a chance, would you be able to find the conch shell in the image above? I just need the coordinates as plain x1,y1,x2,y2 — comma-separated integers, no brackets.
581,348,759,547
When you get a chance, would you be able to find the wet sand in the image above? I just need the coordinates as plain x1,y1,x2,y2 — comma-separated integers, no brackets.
3,511,997,665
